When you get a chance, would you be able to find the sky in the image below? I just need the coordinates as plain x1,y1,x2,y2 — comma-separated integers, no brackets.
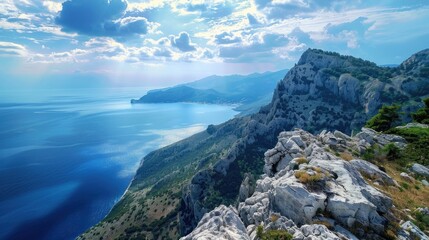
1,0,429,89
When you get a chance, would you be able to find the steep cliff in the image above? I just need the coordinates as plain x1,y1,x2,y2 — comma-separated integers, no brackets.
183,126,429,240
79,49,429,240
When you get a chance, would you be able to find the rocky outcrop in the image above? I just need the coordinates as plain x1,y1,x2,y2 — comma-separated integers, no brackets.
239,128,398,239
81,49,429,240
188,128,413,239
180,205,250,240
186,206,349,240
399,221,429,240
177,49,428,236
350,159,397,186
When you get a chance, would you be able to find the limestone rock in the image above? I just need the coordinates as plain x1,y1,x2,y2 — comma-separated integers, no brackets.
297,224,341,240
180,205,250,240
410,163,429,178
238,128,399,239
356,127,406,148
400,172,415,182
398,221,429,240
350,159,396,186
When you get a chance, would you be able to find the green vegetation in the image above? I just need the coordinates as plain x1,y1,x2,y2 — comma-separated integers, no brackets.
414,210,429,231
365,104,400,132
387,127,429,166
360,101,429,237
412,97,429,124
383,143,401,161
256,225,293,240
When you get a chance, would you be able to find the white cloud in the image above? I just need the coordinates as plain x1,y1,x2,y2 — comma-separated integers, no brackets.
0,41,28,56
42,0,62,13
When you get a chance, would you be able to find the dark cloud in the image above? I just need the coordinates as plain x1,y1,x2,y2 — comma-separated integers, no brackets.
56,0,150,37
170,32,196,52
214,32,242,45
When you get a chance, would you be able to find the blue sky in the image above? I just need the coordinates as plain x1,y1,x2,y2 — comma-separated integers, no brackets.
1,0,428,89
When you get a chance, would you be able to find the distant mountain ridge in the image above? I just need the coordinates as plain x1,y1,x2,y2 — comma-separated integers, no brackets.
131,69,288,115
80,48,429,240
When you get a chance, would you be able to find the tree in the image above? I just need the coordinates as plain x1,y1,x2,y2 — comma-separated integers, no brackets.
412,97,429,124
365,105,400,132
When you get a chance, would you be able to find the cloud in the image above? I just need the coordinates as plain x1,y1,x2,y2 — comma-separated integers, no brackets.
179,1,234,19
253,0,344,20
0,41,27,56
42,1,62,13
324,17,372,49
56,0,154,37
219,32,288,61
170,32,196,52
213,32,242,45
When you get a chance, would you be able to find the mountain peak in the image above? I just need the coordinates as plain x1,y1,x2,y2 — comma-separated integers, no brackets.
297,48,376,69
400,48,429,72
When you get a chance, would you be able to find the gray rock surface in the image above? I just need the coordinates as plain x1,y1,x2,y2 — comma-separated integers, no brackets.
400,172,415,182
355,127,407,148
238,128,399,239
350,159,396,186
396,123,429,129
410,163,429,178
398,221,429,240
180,205,250,240
177,49,426,236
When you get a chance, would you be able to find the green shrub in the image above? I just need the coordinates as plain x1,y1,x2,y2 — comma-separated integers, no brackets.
414,210,429,231
383,143,401,161
365,105,400,132
256,225,293,240
256,225,264,239
412,97,429,124
386,127,429,166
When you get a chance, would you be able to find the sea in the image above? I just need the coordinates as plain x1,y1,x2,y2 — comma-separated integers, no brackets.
0,88,237,240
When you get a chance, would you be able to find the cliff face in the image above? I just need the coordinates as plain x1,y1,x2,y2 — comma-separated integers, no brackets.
182,127,428,240
262,49,429,134
79,49,429,240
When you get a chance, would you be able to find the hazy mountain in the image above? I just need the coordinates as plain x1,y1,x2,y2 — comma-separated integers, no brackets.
131,69,288,115
80,49,429,240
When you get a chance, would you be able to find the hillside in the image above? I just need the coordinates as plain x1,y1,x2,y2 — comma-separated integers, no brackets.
131,69,288,115
79,49,429,240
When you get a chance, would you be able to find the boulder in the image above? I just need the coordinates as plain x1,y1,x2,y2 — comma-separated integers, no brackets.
297,224,341,240
356,127,406,148
180,205,250,240
350,159,396,186
311,159,391,233
400,172,415,182
410,163,429,178
398,221,429,240
271,175,326,225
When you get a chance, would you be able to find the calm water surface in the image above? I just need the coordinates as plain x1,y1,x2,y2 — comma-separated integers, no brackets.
0,88,237,240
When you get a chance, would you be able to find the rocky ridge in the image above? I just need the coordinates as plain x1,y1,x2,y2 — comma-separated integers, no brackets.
183,127,429,239
79,49,429,240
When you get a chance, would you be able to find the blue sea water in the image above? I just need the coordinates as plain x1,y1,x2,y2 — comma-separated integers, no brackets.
0,88,237,240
